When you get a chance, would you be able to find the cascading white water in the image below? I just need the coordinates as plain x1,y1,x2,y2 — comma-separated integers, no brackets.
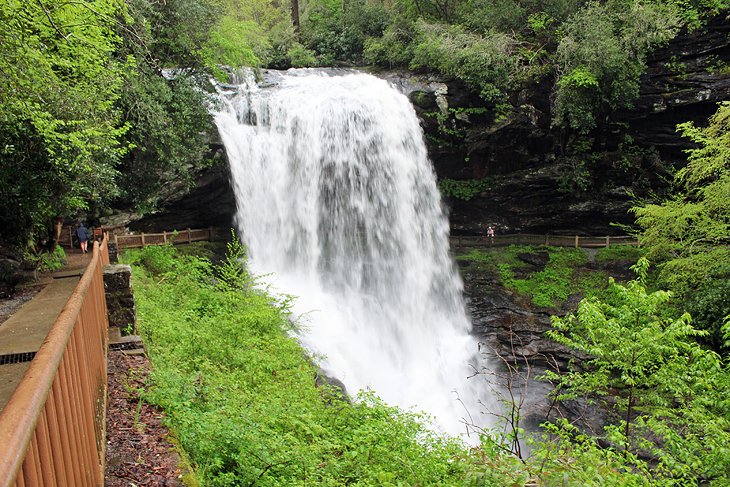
214,69,494,438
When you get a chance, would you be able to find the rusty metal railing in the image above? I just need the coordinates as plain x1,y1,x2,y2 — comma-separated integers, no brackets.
0,236,110,486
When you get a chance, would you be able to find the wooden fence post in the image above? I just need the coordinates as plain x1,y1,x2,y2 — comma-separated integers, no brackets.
141,233,146,247
606,235,610,247
163,231,167,244
575,235,579,248
187,228,192,244
114,234,118,249
545,234,549,246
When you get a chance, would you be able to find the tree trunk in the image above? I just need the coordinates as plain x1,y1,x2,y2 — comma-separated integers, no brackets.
291,0,300,33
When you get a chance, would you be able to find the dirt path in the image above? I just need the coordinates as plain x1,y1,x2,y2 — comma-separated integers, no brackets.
105,350,184,486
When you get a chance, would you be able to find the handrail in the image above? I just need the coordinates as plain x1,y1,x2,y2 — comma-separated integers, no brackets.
0,236,110,486
449,233,639,248
114,226,227,249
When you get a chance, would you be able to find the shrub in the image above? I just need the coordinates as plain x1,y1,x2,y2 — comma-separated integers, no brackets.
438,178,492,200
410,21,517,102
35,245,67,272
123,243,480,485
552,1,680,132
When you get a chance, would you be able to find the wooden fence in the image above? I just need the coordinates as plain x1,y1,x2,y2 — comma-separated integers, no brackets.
0,236,110,486
114,227,229,249
449,234,638,248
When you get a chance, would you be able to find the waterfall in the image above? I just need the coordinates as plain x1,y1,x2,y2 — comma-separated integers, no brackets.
213,69,494,438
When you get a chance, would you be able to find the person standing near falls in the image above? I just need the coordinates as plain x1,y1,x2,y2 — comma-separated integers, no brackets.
487,225,495,245
76,222,89,253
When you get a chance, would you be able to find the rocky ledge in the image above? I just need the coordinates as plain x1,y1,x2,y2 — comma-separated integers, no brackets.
459,250,637,434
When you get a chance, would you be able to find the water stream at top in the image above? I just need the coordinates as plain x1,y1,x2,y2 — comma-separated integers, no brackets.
213,69,495,438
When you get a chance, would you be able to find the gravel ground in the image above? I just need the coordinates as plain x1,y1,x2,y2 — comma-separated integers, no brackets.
105,350,184,486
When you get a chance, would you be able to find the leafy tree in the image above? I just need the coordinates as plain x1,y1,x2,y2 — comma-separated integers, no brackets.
117,71,212,212
410,21,517,102
0,0,128,245
141,0,222,69
632,102,730,348
545,259,730,485
552,0,680,132
114,0,223,213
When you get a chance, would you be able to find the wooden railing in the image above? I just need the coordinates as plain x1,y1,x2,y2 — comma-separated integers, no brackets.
114,227,229,249
59,225,125,249
0,236,110,486
449,234,638,248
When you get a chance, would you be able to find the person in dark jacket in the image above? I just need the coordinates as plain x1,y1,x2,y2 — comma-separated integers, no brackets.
76,222,89,254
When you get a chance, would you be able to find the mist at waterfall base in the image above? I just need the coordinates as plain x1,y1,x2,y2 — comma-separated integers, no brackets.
214,69,497,440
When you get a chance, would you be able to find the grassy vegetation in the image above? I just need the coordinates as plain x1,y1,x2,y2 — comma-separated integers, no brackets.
123,242,487,485
457,245,618,308
121,241,726,485
595,244,645,262
29,245,67,272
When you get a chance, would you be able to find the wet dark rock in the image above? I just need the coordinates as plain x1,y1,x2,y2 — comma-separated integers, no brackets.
0,256,23,297
462,256,615,433
116,17,729,240
315,368,349,403
127,162,236,233
517,251,549,268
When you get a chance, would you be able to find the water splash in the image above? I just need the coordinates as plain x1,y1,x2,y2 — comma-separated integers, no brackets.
213,69,494,438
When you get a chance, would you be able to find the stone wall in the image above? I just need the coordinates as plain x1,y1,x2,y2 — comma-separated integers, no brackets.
103,264,136,336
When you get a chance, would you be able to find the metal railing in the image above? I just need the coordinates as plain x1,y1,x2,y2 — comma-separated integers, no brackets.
0,236,110,486
450,234,638,248
114,227,229,249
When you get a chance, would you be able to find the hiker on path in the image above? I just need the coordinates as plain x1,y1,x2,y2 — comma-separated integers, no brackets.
76,222,89,254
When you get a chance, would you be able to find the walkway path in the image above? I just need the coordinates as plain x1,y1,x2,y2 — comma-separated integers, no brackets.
0,250,90,410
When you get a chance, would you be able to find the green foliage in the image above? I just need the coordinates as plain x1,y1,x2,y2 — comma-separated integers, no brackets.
553,1,681,132
528,420,652,485
410,21,516,102
122,243,484,486
557,159,592,194
545,260,730,485
595,245,644,263
438,178,491,200
122,243,729,485
363,16,417,67
0,0,128,245
201,16,264,72
287,43,318,67
298,0,388,64
632,102,730,348
28,245,67,272
117,71,213,212
458,245,612,308
137,0,222,69
456,0,527,33
510,247,590,308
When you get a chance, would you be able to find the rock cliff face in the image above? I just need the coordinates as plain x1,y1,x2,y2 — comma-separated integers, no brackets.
126,146,237,233
411,15,730,235
459,251,638,433
127,16,729,237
